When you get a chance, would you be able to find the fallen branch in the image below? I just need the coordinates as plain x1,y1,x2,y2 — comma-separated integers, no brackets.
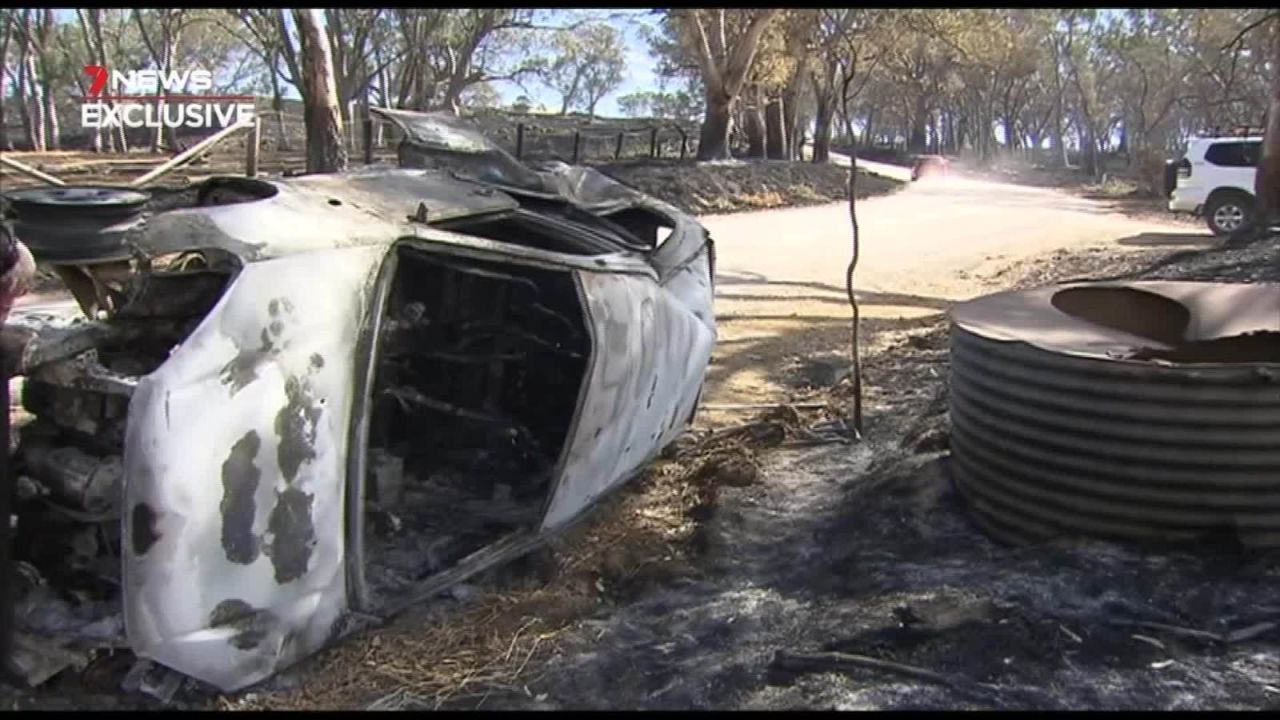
771,650,1000,705
130,120,253,188
700,402,827,411
0,154,67,186
1103,617,1279,646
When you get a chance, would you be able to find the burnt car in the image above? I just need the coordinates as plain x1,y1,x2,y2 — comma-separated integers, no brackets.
0,109,716,692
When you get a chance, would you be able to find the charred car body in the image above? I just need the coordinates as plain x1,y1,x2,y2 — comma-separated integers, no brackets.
1,110,716,692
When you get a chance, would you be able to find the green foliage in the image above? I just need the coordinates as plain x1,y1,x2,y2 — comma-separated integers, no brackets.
541,22,626,116
618,88,703,121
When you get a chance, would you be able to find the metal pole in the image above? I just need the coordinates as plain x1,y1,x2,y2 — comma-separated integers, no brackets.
515,123,525,160
244,116,261,178
572,130,581,164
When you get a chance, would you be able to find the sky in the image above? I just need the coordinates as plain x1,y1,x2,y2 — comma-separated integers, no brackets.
491,9,661,117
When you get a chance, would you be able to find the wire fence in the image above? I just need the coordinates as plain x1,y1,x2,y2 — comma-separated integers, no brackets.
205,108,702,172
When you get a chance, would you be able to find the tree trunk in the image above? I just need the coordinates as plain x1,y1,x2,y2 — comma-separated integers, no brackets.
1255,17,1280,230
294,8,348,173
87,9,126,152
1079,120,1098,178
25,50,46,152
0,14,12,150
151,27,172,152
376,59,391,147
812,91,833,164
15,12,33,150
38,20,59,147
744,87,766,158
269,63,290,151
765,96,786,160
838,105,854,147
44,85,58,150
697,90,733,161
909,94,927,154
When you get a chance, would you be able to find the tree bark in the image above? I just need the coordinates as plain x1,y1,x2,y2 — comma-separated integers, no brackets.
744,86,766,158
782,61,806,160
15,11,33,150
1255,16,1280,230
909,94,927,154
24,46,46,152
69,11,101,152
812,90,833,163
86,9,126,152
36,9,58,150
697,91,734,161
269,58,290,151
765,96,786,160
0,12,12,151
294,8,348,173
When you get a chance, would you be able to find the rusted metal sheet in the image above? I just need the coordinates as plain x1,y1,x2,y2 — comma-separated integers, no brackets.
949,281,1280,547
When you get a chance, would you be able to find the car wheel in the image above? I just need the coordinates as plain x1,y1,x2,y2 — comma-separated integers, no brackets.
1204,193,1255,236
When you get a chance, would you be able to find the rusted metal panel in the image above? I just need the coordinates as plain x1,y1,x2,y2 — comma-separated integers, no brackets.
123,246,385,691
949,281,1280,547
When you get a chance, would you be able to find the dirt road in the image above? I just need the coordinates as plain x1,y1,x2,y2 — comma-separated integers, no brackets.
698,169,1214,408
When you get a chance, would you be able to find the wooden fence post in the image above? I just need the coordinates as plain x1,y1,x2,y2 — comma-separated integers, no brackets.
572,130,581,164
615,132,624,160
649,127,658,158
516,123,525,160
244,116,261,178
678,127,688,160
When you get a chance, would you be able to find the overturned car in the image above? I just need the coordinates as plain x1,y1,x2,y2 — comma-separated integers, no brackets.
1,109,716,693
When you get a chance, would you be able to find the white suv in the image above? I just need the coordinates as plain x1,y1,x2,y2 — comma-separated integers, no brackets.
1167,135,1261,235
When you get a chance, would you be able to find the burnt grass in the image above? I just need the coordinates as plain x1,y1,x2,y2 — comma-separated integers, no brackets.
442,233,1280,710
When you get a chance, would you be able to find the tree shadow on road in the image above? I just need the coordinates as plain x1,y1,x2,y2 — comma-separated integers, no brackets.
1115,232,1219,248
716,271,954,312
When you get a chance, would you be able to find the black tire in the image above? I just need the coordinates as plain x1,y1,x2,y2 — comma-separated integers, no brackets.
1204,192,1255,236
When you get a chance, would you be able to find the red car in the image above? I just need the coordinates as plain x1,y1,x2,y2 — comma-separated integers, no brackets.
911,154,951,181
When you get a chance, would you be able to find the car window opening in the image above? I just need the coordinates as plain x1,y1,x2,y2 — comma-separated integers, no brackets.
361,245,590,607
